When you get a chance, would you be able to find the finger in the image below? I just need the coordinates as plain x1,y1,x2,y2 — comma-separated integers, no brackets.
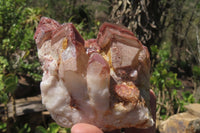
71,123,103,133
124,89,156,133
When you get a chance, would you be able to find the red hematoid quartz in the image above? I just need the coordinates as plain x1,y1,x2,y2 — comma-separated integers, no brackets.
34,17,154,131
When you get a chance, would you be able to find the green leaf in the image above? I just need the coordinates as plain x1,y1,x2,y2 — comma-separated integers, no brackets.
0,122,7,129
175,80,182,88
3,74,18,94
192,65,200,78
172,89,177,96
0,93,8,103
35,126,47,133
48,123,60,133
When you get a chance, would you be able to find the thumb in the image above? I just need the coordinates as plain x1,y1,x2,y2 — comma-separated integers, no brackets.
71,123,103,133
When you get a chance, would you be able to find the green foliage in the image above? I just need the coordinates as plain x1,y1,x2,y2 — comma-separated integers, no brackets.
0,0,41,78
0,0,42,132
180,91,195,110
150,42,192,119
74,20,100,40
3,74,18,94
15,123,31,133
35,122,71,133
0,73,18,104
0,122,31,133
31,0,107,39
0,73,19,104
151,43,182,91
32,0,94,27
0,0,42,103
0,122,7,132
192,65,200,80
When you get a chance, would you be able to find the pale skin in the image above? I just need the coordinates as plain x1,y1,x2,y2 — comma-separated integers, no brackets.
71,90,156,133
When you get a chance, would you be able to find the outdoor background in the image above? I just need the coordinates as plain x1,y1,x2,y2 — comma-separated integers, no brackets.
0,0,200,132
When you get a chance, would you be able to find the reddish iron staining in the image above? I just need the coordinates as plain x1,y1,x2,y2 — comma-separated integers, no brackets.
85,39,100,55
115,83,140,102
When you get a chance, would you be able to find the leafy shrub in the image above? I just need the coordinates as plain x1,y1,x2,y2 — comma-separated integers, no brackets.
0,0,42,101
0,0,41,132
35,122,71,133
150,42,193,119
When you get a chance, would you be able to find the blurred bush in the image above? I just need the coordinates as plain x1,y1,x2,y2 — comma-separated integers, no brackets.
151,43,195,120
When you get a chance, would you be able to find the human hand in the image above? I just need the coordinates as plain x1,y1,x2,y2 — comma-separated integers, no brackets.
71,89,156,133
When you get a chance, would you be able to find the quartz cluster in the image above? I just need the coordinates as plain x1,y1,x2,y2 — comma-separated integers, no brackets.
34,17,154,131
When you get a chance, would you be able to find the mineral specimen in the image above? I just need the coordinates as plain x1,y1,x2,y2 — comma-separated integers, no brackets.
34,17,154,131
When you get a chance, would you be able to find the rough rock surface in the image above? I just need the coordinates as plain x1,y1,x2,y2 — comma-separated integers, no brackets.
159,104,200,133
185,103,200,117
34,17,154,131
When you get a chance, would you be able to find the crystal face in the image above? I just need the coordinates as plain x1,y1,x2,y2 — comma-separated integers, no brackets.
34,17,154,131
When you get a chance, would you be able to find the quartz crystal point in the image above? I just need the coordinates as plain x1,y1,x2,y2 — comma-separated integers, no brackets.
34,17,154,131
